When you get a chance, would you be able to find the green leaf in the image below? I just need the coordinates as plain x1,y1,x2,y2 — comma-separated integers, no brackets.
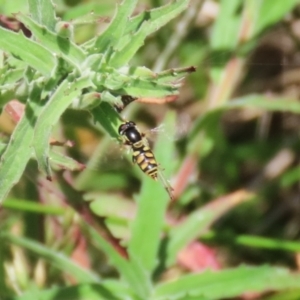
0,27,56,76
1,0,28,15
87,226,151,299
210,0,242,51
0,89,42,203
119,79,179,98
190,95,300,143
154,66,197,82
1,232,100,283
87,193,135,221
49,150,86,172
227,95,300,112
92,0,138,54
154,266,300,300
110,22,149,67
114,65,195,84
0,84,23,108
110,0,190,67
84,0,189,56
0,144,82,199
12,281,139,300
28,0,57,31
63,2,114,21
91,102,123,139
209,0,300,84
235,234,300,252
209,0,243,83
128,112,176,273
16,14,85,68
251,0,300,37
34,76,92,178
92,65,188,100
123,0,189,41
3,198,65,215
166,190,253,266
0,67,24,86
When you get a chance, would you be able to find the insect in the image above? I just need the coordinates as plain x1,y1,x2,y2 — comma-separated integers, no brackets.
118,120,174,200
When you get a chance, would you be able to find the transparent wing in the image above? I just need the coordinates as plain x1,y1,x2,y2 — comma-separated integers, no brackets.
73,138,130,173
144,114,191,142
149,123,165,134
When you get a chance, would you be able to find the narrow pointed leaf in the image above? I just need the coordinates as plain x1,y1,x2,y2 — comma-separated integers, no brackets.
92,0,138,53
154,266,300,300
12,281,138,300
34,76,92,177
227,95,300,112
124,0,189,38
0,93,42,203
128,112,176,273
110,22,149,67
166,190,253,266
87,226,151,299
3,198,64,215
91,102,123,139
190,95,300,142
28,0,57,31
252,0,300,37
210,0,242,51
0,67,24,86
16,14,85,68
119,79,179,98
49,150,86,172
1,233,100,283
0,27,55,76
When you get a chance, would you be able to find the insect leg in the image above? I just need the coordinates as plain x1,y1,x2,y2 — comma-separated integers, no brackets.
157,170,174,201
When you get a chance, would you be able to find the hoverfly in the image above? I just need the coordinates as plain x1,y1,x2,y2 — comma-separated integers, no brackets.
118,120,174,200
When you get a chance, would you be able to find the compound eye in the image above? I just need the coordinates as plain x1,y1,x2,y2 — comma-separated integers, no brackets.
118,124,126,135
129,121,136,126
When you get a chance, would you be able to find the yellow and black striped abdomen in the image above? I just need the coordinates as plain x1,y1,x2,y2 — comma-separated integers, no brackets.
132,143,158,180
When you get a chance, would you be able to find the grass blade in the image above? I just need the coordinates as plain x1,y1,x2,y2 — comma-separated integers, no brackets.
12,281,139,300
3,198,65,215
128,112,176,273
1,233,100,283
166,190,253,266
154,265,300,300
87,226,151,299
252,0,300,37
